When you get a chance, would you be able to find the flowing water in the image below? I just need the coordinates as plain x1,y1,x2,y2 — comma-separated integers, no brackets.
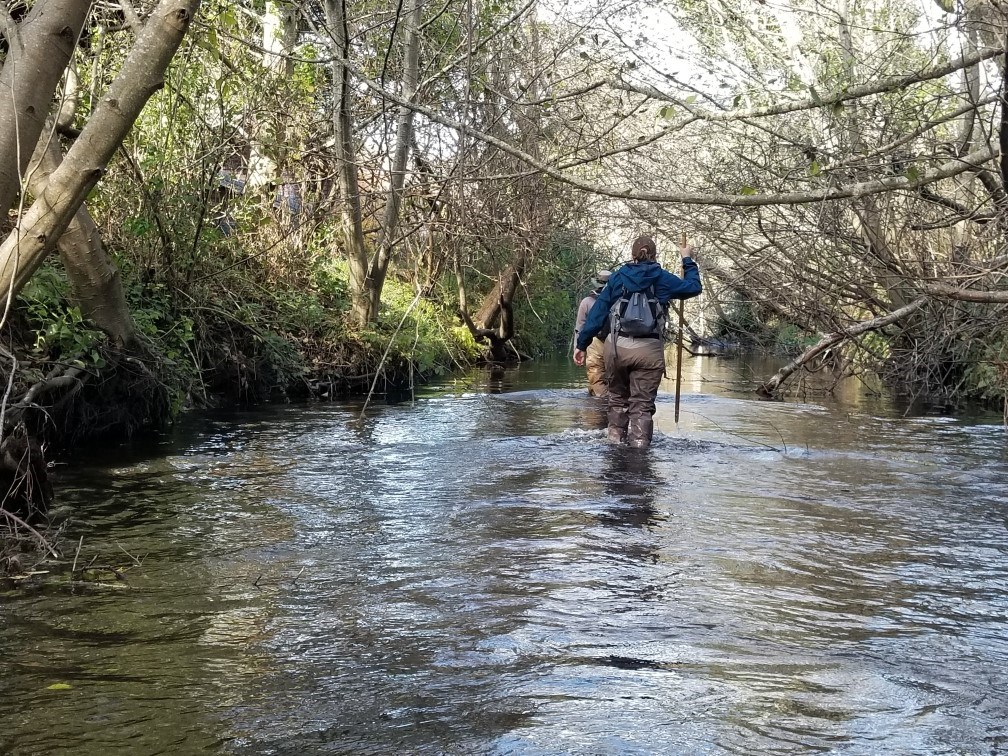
2,355,1007,755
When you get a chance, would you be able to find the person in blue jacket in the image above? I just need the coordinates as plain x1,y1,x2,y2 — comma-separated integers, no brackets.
573,235,701,448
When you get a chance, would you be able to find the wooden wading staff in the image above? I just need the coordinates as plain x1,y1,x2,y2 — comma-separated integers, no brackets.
674,231,687,423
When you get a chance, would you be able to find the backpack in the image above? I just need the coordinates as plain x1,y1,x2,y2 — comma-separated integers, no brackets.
609,285,665,339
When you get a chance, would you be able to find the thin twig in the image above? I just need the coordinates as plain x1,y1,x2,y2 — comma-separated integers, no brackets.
71,535,84,574
360,289,424,417
116,542,143,566
0,508,59,558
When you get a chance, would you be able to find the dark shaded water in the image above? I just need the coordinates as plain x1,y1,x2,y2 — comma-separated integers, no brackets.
2,355,1008,755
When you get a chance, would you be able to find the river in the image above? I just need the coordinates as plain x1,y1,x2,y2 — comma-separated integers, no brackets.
2,355,1007,755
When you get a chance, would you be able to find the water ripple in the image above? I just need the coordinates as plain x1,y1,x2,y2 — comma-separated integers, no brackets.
3,363,1008,755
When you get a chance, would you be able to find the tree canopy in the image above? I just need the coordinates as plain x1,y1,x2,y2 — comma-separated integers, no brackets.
2,0,1008,411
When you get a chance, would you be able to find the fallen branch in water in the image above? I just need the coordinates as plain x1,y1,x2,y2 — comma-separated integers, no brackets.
71,548,138,586
0,507,59,559
758,298,927,398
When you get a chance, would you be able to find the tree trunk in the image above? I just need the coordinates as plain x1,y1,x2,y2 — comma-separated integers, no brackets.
366,0,424,321
0,0,92,219
247,0,299,190
324,0,370,325
474,235,534,328
26,128,138,345
0,0,201,313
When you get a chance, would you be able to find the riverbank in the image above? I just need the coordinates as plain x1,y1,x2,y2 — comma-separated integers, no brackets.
1,256,582,573
0,315,460,574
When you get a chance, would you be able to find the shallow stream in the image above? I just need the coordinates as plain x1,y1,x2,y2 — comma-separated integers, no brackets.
2,355,1007,754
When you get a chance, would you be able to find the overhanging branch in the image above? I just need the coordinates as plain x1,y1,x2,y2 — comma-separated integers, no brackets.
613,44,1006,126
335,52,1000,207
923,282,1008,302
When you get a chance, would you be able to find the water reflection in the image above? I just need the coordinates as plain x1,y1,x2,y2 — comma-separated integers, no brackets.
598,446,665,531
575,394,608,433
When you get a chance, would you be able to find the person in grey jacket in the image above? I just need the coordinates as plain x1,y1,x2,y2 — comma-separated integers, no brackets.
574,235,701,448
574,270,612,397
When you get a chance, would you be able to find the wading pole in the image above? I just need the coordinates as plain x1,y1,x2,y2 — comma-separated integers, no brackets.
674,232,687,423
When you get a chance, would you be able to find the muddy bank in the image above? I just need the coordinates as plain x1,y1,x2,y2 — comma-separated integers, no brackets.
0,312,478,574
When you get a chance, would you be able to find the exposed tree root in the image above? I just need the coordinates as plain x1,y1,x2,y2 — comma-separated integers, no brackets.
459,295,525,365
0,338,173,526
0,429,54,524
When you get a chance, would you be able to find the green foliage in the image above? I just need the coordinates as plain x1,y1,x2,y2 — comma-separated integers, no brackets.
249,325,305,391
711,296,774,347
17,266,107,367
774,323,819,357
310,256,352,312
514,286,575,356
710,296,818,356
962,332,1008,403
362,275,482,376
116,256,195,365
860,330,890,361
512,229,597,356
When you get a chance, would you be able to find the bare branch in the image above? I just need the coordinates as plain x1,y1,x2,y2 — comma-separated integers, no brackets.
923,282,1008,302
340,58,1002,206
758,298,928,397
119,0,144,34
608,44,1006,126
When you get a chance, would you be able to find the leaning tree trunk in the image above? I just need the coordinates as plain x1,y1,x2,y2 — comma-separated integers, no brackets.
0,0,201,313
26,127,138,345
0,0,92,221
474,239,530,328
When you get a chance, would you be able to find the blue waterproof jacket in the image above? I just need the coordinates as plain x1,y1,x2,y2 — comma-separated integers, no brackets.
576,258,701,352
